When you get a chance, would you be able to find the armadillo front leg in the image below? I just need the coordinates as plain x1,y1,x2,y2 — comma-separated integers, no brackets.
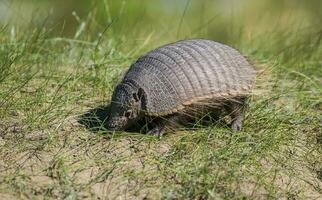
147,115,181,137
231,108,244,131
227,98,246,131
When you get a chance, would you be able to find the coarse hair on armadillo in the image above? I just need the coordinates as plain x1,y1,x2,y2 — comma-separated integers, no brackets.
121,39,256,117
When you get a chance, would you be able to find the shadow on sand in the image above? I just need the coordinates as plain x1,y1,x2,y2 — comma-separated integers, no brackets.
78,105,111,133
78,104,231,135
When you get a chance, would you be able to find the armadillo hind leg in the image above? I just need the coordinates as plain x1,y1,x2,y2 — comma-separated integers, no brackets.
147,115,182,137
231,109,244,131
226,97,247,131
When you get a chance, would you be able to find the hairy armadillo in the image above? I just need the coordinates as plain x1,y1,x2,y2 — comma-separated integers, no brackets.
106,39,256,136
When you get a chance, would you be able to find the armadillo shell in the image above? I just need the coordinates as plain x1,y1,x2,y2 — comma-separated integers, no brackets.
123,39,256,116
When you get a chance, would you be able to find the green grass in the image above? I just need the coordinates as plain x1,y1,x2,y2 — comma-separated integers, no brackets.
0,1,321,199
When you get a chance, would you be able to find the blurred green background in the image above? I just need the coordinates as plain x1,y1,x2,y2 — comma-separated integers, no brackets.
1,0,321,41
1,0,321,81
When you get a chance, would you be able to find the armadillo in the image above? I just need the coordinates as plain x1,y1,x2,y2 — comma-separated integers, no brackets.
106,39,256,136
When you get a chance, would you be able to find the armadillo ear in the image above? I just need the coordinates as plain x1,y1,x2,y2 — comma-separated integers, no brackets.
138,88,146,111
138,88,144,100
133,93,139,102
133,88,144,102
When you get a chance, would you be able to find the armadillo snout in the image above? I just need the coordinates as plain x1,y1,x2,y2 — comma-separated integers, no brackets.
106,116,129,131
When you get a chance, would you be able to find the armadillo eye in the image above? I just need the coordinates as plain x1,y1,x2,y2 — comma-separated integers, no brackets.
124,110,132,118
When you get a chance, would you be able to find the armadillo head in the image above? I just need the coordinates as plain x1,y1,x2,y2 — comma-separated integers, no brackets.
106,83,144,131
